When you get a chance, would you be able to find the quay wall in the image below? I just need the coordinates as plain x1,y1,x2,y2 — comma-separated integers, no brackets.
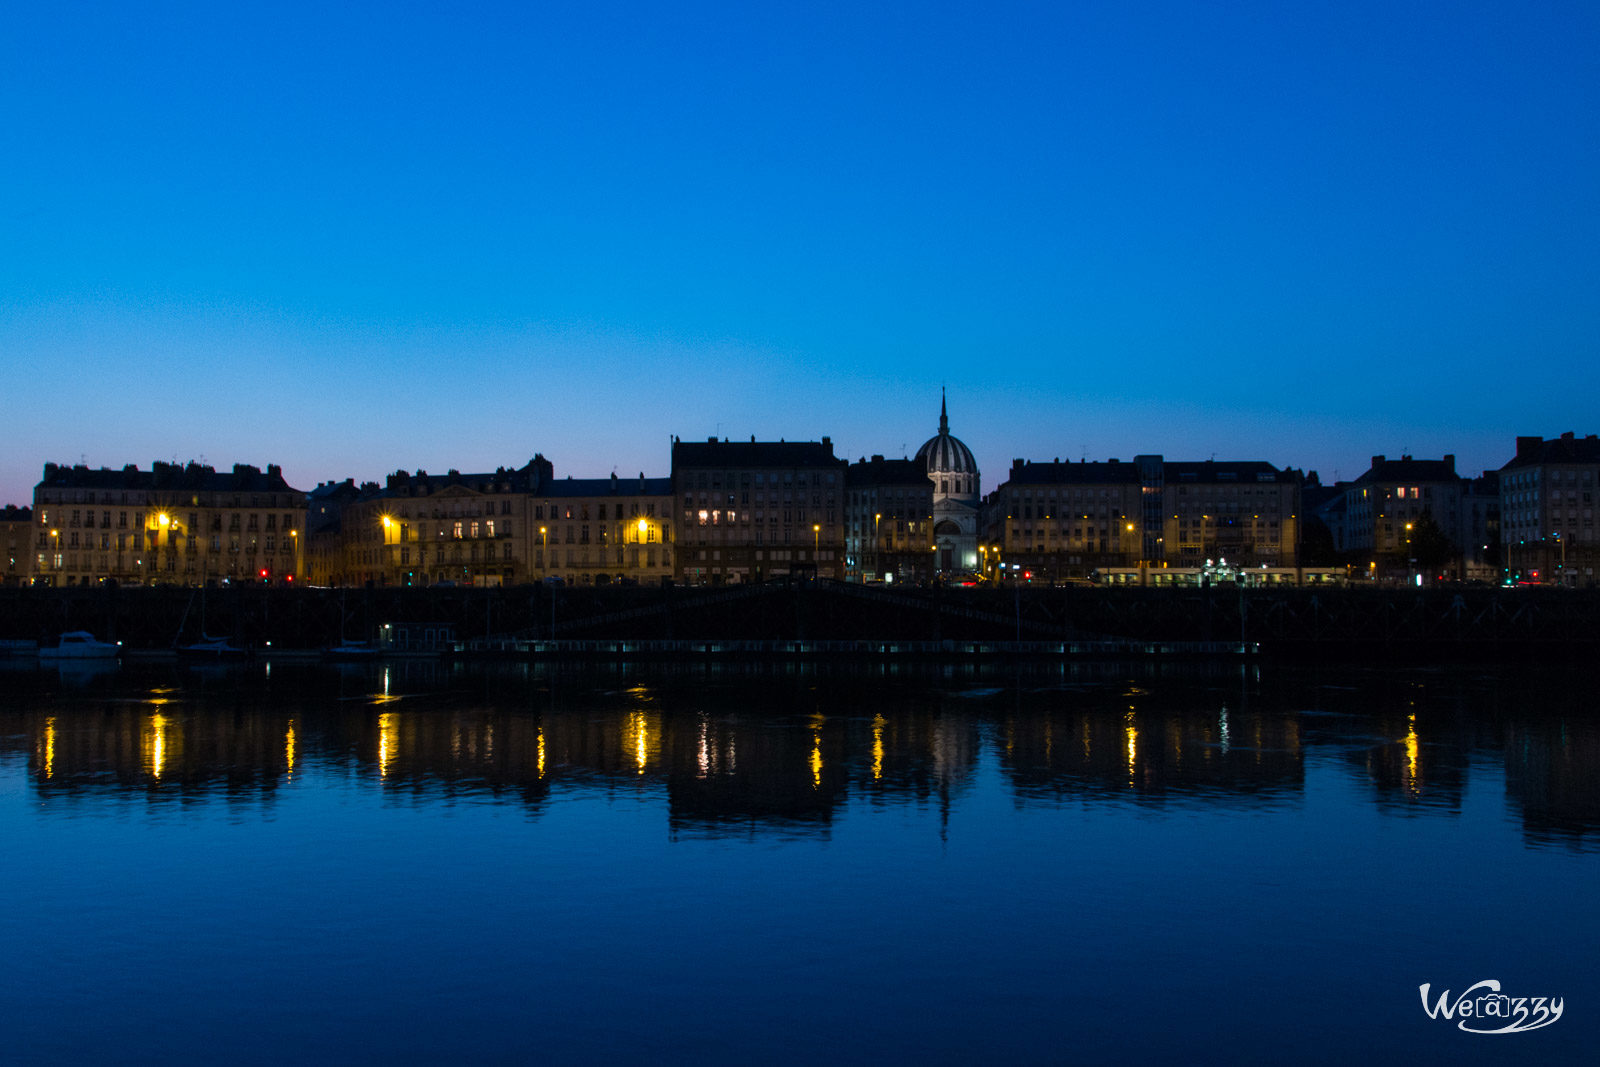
2,583,1597,660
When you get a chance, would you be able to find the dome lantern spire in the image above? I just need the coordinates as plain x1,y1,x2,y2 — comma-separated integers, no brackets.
939,389,949,435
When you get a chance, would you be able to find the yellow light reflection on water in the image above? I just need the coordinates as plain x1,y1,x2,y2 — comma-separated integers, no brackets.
147,713,169,780
378,712,397,777
537,726,546,779
810,713,825,788
1405,713,1420,795
872,714,885,781
626,711,650,773
43,717,56,779
1124,711,1137,785
285,719,296,779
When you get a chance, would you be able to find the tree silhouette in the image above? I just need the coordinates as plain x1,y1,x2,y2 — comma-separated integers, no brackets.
1408,512,1457,573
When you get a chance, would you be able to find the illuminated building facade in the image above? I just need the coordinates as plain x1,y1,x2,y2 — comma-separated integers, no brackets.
1501,432,1600,586
532,473,674,586
1,505,34,586
981,456,1301,581
1325,455,1464,579
337,458,674,588
30,461,305,586
845,456,934,583
1160,460,1300,569
981,460,1144,580
671,437,847,584
342,459,553,588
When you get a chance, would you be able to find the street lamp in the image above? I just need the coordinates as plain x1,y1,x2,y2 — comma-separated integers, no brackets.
540,526,548,576
873,512,881,579
813,524,821,576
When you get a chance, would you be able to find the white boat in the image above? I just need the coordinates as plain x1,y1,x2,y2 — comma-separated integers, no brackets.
323,639,382,661
39,631,121,660
177,636,250,659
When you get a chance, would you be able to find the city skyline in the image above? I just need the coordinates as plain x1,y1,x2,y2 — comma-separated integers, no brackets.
5,1,1597,506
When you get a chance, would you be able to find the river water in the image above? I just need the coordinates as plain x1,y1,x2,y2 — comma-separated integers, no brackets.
1,657,1594,1063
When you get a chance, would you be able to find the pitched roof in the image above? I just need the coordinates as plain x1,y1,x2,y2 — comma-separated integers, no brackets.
672,437,842,469
38,461,302,495
542,476,673,498
1000,461,1142,487
1352,455,1458,486
846,456,929,489
1502,433,1600,469
1164,460,1290,483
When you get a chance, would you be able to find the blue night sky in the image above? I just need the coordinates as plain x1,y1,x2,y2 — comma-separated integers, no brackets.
3,1,1597,505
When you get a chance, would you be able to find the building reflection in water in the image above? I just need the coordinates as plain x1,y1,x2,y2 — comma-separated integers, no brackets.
0,661,1595,849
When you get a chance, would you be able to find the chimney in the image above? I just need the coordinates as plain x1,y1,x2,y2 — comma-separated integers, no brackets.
1371,455,1385,468
1443,454,1455,474
1515,437,1542,460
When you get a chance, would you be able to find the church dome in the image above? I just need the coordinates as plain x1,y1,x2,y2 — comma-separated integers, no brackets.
915,394,977,476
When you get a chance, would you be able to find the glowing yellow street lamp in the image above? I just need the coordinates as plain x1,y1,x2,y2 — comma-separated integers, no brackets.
540,526,548,574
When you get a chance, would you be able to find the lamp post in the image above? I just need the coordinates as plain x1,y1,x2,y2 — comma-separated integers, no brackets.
873,512,881,581
813,524,821,579
540,526,548,577
1405,522,1414,587
380,515,395,586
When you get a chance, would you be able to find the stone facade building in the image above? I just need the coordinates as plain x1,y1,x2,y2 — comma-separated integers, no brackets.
845,456,934,583
0,505,34,586
672,437,846,584
1500,432,1600,585
333,457,674,588
1160,460,1300,570
982,455,1301,581
532,473,674,586
981,460,1144,581
30,461,305,586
